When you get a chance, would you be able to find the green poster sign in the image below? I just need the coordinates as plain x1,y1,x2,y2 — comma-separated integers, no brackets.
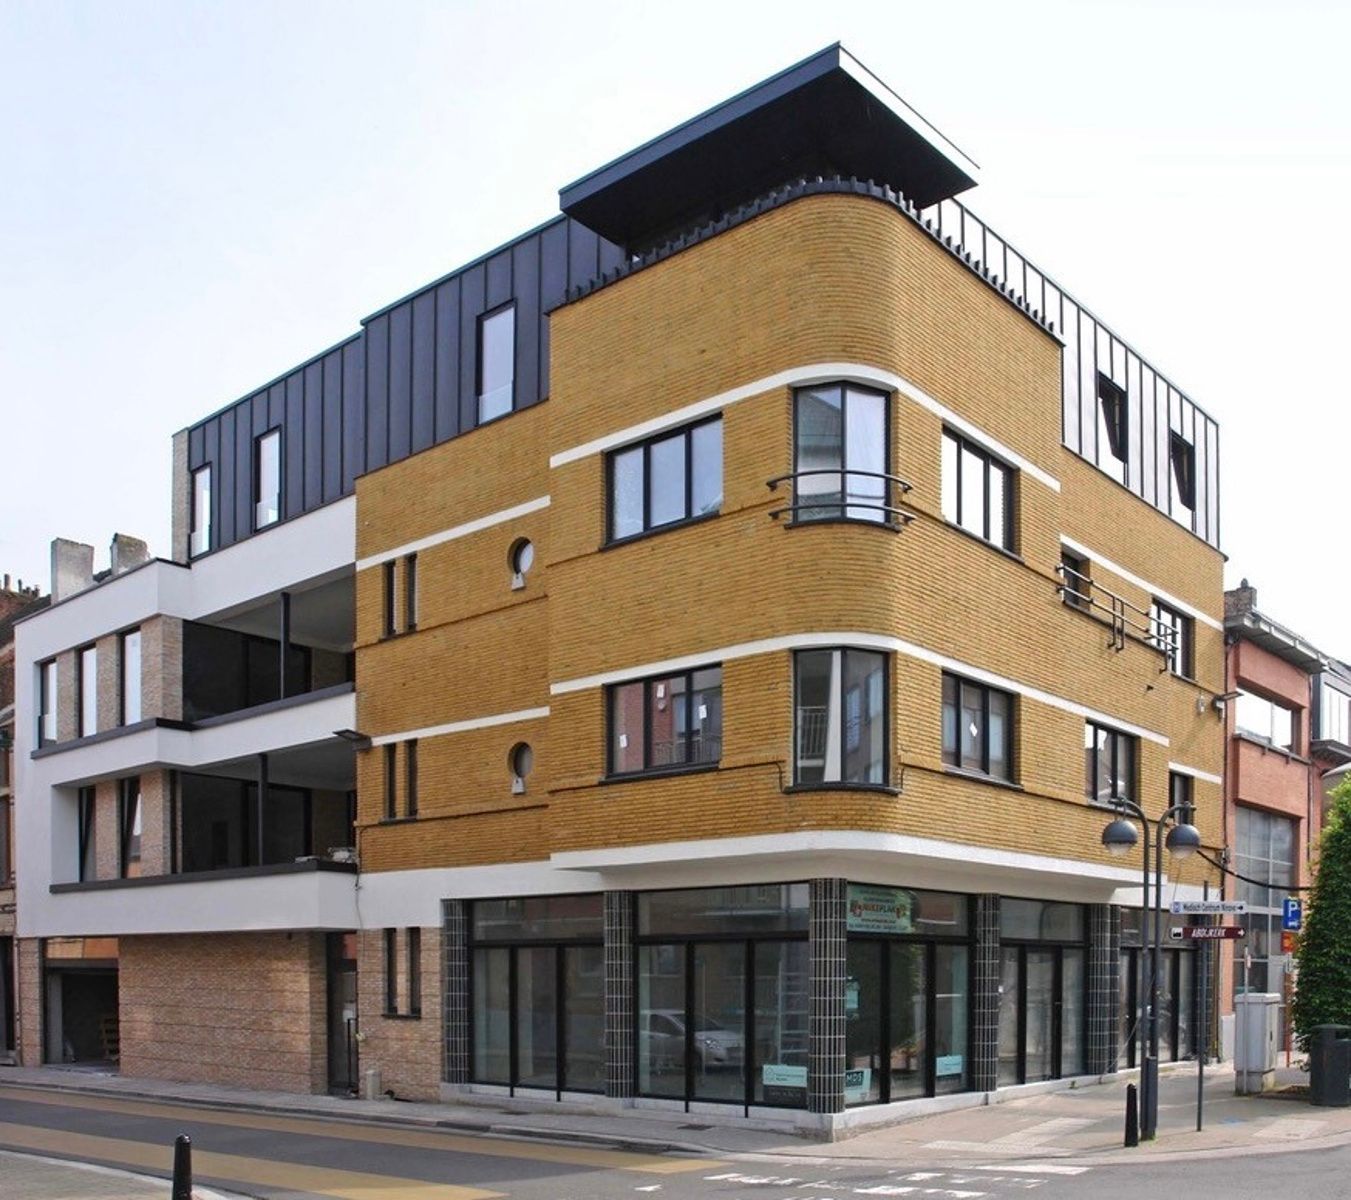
847,884,913,934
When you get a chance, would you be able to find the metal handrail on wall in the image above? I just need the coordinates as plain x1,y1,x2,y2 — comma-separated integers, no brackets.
1057,563,1177,663
766,468,916,527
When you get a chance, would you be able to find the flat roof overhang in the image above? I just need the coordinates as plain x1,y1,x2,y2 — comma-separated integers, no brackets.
559,44,979,252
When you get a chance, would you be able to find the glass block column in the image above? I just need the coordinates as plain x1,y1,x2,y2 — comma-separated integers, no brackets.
808,878,847,1113
604,890,635,1099
442,899,470,1084
1087,903,1121,1075
972,894,1001,1093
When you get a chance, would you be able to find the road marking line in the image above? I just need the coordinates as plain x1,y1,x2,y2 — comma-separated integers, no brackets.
0,1121,503,1200
0,1085,716,1175
973,1163,1090,1174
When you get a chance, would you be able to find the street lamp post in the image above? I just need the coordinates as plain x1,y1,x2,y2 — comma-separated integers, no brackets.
1102,800,1201,1142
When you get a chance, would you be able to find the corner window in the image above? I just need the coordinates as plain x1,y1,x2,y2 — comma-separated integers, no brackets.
941,429,1014,550
1169,432,1195,516
1320,682,1351,746
120,629,142,725
38,659,57,747
1060,549,1091,610
119,777,142,879
78,645,98,738
608,416,722,542
942,674,1013,781
477,304,516,424
1235,690,1295,750
1085,721,1136,806
609,666,722,776
794,648,887,786
190,465,212,556
1151,601,1193,678
254,429,281,529
793,384,888,523
1096,373,1128,477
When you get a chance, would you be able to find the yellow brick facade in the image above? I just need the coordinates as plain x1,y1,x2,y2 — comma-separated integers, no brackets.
353,193,1224,893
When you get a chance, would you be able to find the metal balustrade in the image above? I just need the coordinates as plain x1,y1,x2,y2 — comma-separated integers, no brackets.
766,468,916,527
1057,562,1178,665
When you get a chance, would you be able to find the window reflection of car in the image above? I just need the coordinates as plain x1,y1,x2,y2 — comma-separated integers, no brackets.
640,1009,743,1068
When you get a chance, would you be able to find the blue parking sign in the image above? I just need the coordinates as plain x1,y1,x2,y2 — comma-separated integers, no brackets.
1283,898,1303,931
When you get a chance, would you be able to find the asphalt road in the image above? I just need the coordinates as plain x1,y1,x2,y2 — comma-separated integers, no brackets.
0,1084,1346,1200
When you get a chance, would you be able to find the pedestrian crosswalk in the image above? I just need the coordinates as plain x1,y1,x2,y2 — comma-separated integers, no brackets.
701,1164,1094,1197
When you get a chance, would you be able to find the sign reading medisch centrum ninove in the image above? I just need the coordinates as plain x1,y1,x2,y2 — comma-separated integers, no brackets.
847,884,914,934
1170,899,1247,915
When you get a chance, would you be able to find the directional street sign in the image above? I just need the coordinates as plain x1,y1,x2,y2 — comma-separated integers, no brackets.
1170,925,1245,941
1283,898,1303,931
1171,899,1247,915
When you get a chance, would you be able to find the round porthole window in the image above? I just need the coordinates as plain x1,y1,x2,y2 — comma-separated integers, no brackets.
509,538,535,581
509,742,534,781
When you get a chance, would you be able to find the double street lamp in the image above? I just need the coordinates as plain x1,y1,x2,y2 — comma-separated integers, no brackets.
1102,799,1202,1141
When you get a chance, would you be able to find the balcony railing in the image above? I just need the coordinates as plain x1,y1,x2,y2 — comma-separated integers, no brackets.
1057,563,1177,665
797,705,829,770
767,469,916,527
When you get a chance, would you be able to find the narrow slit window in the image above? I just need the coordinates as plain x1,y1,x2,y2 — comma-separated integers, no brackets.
254,429,281,529
190,465,212,556
477,305,516,424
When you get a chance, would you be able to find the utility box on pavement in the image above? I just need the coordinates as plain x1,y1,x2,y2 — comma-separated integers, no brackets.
1234,992,1281,1094
1310,1025,1351,1107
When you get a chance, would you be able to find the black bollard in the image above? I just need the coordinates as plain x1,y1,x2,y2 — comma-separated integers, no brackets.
1124,1082,1140,1148
171,1134,192,1200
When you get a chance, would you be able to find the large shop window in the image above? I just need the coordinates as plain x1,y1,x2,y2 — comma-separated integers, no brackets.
940,429,1014,550
941,674,1013,782
794,649,887,787
1234,806,1297,1000
1085,721,1136,806
608,416,723,543
636,885,810,1109
471,895,605,1095
792,384,889,523
1119,911,1194,1067
844,885,971,1105
997,900,1086,1085
609,666,722,776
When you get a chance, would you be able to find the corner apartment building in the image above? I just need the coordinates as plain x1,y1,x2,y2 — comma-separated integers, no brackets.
14,47,1226,1131
1219,583,1350,1056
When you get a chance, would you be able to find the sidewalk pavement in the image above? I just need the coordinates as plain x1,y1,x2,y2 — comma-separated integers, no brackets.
2,1061,1346,1168
0,1149,238,1199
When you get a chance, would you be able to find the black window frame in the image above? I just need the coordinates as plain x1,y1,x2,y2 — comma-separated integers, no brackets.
37,659,57,748
606,664,723,778
1169,771,1195,824
253,427,282,531
383,743,398,820
791,382,893,526
791,648,891,789
190,464,213,557
941,673,1016,783
77,786,96,882
941,428,1015,550
118,776,141,879
384,927,399,1015
476,302,517,425
407,926,422,1017
381,561,396,639
404,553,418,632
1169,431,1196,513
1085,721,1137,807
0,795,10,886
1096,372,1128,465
405,739,418,819
1151,600,1194,679
1060,548,1091,610
606,414,723,545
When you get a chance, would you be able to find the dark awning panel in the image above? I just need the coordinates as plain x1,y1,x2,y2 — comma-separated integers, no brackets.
559,45,979,252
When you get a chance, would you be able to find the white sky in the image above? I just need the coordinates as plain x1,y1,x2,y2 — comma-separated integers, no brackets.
2,0,1348,654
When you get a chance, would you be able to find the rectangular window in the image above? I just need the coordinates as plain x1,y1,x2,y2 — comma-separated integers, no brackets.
608,416,722,541
608,666,722,775
407,927,422,1016
1060,549,1091,610
38,660,57,747
941,673,1014,781
793,648,887,786
941,429,1014,549
793,384,888,523
382,561,396,639
1084,721,1136,806
1096,372,1128,476
77,786,96,882
78,645,98,738
190,465,212,556
405,740,418,819
1234,806,1297,1002
1169,431,1196,516
1169,771,1194,823
0,797,11,885
120,629,142,725
384,744,397,820
1151,601,1193,678
477,304,516,424
254,429,281,529
1320,682,1351,746
404,554,418,632
1235,690,1295,750
384,928,399,1014
119,777,142,879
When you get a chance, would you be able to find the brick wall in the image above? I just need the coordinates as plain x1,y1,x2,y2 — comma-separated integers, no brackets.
17,938,41,1065
119,932,328,1093
355,926,442,1101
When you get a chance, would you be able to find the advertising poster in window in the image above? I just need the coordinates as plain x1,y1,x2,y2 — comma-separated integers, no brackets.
847,884,913,935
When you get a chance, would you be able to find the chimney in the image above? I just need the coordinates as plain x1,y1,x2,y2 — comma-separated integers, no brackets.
110,533,151,576
51,538,95,602
1225,577,1257,621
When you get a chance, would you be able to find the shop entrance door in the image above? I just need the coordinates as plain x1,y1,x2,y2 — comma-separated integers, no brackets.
326,933,358,1094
